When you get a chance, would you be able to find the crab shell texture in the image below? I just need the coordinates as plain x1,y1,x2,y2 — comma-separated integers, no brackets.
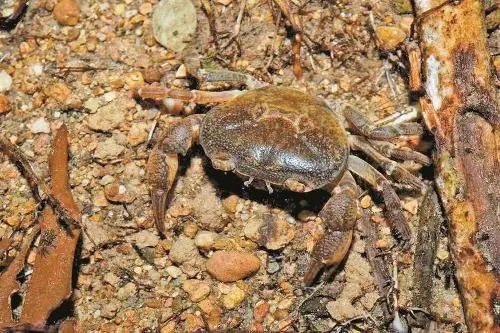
200,86,349,192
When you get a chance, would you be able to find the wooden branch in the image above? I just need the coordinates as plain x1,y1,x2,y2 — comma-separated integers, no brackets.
413,0,500,331
19,125,81,326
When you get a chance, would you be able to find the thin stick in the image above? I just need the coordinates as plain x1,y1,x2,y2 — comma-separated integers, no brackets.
221,0,247,49
0,136,80,228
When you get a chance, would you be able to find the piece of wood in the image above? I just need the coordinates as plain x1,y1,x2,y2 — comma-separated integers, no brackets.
19,125,81,326
413,0,500,331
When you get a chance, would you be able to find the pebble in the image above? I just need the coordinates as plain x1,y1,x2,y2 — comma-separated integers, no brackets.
93,138,125,160
244,213,295,250
104,182,136,203
53,0,80,26
101,303,118,319
198,299,222,330
253,302,269,322
87,104,126,132
266,261,280,274
375,26,407,51
83,97,100,113
206,251,260,282
0,95,11,114
0,71,13,92
139,2,153,15
182,279,211,302
117,282,137,300
152,0,197,52
194,231,218,249
183,222,198,238
222,195,239,214
326,298,364,322
360,195,372,208
165,265,182,278
128,230,159,248
183,313,205,332
45,82,71,103
29,117,51,134
222,285,246,309
169,236,200,265
127,123,149,146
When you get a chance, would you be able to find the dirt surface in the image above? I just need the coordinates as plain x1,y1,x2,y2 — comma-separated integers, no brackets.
2,0,496,332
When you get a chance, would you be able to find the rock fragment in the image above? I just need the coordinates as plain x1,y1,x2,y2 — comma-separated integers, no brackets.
206,251,260,282
152,0,197,52
29,117,51,134
222,285,245,309
375,26,407,51
0,95,11,114
53,0,80,26
182,279,211,302
86,104,125,132
169,236,200,265
0,71,12,92
127,230,159,248
93,138,124,160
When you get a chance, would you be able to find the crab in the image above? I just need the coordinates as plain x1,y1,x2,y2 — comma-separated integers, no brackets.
137,79,430,285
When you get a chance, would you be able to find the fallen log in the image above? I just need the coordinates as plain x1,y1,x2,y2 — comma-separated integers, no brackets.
413,0,500,331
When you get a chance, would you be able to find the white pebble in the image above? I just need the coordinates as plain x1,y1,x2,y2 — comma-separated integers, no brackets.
31,63,43,76
29,117,50,134
0,70,13,92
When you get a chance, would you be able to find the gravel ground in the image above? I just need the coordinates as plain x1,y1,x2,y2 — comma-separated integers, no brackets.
2,0,489,331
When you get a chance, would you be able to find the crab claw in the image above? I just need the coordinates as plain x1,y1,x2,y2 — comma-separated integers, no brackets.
151,189,169,237
146,146,179,238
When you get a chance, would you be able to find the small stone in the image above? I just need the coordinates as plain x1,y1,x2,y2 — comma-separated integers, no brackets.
93,138,125,160
101,303,118,319
0,95,11,114
183,313,205,332
183,222,198,238
253,302,269,322
103,272,120,286
165,265,182,278
298,210,315,222
222,285,245,309
139,2,153,15
222,195,239,214
375,26,407,52
53,0,80,26
29,117,51,134
360,195,372,209
266,261,280,274
169,236,200,265
99,175,115,186
175,64,188,78
206,251,260,282
124,71,144,89
402,197,418,214
152,0,197,52
142,67,163,83
198,299,222,330
128,230,159,248
0,71,12,92
244,213,295,250
278,298,293,310
360,291,379,310
127,123,149,146
160,321,176,333
92,191,109,207
168,201,192,217
194,231,218,249
104,182,136,203
117,282,137,300
83,97,100,113
87,104,126,132
326,299,364,322
45,82,71,103
182,279,211,302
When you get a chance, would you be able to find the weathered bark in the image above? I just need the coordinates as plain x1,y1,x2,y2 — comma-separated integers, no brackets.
20,125,81,326
413,0,500,331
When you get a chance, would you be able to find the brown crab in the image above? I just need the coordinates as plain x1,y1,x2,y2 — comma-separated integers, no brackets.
137,82,429,285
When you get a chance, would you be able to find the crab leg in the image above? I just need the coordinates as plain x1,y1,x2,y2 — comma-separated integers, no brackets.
344,107,423,140
137,85,244,105
367,139,431,166
348,135,425,191
304,171,359,286
147,115,204,236
347,155,411,248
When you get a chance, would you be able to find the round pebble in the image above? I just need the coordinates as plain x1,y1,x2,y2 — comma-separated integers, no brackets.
206,251,260,282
